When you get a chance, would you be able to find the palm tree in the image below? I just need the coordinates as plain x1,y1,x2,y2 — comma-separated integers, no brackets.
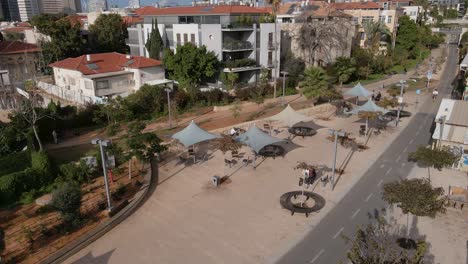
363,21,391,55
298,67,329,99
265,0,281,98
334,57,356,86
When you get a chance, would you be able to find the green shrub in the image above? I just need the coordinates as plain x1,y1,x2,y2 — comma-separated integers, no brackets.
51,182,82,225
58,160,93,183
31,151,55,186
111,183,127,201
0,151,31,176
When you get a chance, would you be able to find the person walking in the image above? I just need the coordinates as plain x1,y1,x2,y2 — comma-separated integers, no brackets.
432,89,439,101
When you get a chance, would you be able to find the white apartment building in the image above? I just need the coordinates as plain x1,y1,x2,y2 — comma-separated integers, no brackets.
48,52,165,101
127,5,280,84
402,6,421,21
17,0,39,21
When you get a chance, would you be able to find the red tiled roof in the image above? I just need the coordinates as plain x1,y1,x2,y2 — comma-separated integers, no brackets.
279,1,351,18
49,52,162,75
61,15,88,27
0,41,40,55
140,5,271,16
376,0,412,2
134,6,158,16
17,22,31,27
123,16,144,25
331,2,381,10
1,27,31,33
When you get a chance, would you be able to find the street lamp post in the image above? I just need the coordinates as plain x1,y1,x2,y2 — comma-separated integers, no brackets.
164,81,174,129
91,138,113,211
280,71,288,106
396,80,406,127
328,129,346,191
438,115,446,149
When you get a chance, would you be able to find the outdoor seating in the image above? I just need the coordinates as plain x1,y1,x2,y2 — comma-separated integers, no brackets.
258,145,284,158
288,127,316,138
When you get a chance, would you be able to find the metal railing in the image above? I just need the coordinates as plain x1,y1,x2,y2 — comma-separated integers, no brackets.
222,41,253,50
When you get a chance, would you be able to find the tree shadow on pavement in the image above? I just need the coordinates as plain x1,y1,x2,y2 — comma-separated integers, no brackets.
70,248,115,264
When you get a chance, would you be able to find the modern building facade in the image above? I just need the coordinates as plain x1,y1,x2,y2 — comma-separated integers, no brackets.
1,0,20,21
127,5,279,85
48,52,165,100
40,0,82,14
0,41,40,87
17,0,40,21
88,0,107,12
402,5,422,21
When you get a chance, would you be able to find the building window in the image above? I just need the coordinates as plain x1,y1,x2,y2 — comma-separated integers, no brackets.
190,33,196,45
68,77,76,85
96,80,109,89
360,32,366,40
268,32,273,43
379,16,385,23
176,33,181,46
352,17,359,24
387,16,392,23
362,16,374,23
183,33,188,43
268,51,272,65
84,81,92,90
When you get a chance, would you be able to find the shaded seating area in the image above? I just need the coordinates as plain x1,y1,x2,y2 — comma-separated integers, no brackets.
235,126,286,162
288,120,324,138
171,120,221,163
268,104,312,128
344,82,372,105
349,99,389,135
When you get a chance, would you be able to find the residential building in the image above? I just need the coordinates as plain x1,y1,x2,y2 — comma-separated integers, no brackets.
331,2,400,48
432,98,468,171
128,0,140,8
127,5,280,84
1,22,49,44
1,0,20,21
40,0,82,14
17,0,40,21
0,41,40,86
278,1,357,66
377,0,412,9
402,5,422,21
88,0,107,12
429,0,464,16
48,52,165,101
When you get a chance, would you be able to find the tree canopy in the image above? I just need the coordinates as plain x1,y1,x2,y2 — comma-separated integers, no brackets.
382,178,446,218
298,66,330,99
163,43,220,91
409,146,459,170
125,121,167,162
89,14,128,53
333,57,356,86
145,18,164,60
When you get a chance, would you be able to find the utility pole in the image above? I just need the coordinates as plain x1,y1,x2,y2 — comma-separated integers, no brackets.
438,115,446,149
164,80,174,129
328,129,346,191
396,80,406,127
91,138,113,211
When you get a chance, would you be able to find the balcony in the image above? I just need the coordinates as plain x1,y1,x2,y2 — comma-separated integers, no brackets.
222,40,253,52
221,23,254,31
223,58,260,72
126,38,140,45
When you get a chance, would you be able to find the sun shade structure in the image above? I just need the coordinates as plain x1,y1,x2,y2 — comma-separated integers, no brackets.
344,83,372,98
171,120,220,147
235,125,285,153
268,104,311,127
349,99,389,115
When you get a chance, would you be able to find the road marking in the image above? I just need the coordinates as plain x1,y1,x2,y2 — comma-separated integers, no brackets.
409,138,414,144
351,208,361,219
365,192,374,202
385,167,393,175
377,179,384,186
403,146,408,153
309,249,325,263
396,155,401,162
380,164,385,168
333,227,344,239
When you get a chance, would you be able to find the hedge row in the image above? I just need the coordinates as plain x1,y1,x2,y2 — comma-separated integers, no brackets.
0,151,31,176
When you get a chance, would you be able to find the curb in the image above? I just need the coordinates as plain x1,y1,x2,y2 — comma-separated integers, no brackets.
40,161,156,264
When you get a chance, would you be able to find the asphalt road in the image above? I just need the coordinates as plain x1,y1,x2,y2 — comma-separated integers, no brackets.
276,43,459,264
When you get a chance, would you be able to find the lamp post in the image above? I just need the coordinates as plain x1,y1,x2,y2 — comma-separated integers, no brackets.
328,129,346,191
438,115,446,149
91,138,113,211
164,80,174,129
280,71,288,106
396,80,407,127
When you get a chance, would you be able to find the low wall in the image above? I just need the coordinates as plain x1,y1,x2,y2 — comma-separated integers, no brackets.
37,82,102,105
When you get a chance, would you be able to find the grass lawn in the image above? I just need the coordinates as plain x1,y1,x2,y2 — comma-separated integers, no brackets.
348,73,387,86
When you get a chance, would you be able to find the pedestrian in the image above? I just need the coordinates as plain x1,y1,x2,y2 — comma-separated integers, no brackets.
371,90,375,101
461,203,464,210
52,130,58,144
432,89,439,101
375,92,382,102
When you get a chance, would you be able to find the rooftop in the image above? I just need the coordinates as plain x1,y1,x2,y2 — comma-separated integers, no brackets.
331,2,381,10
0,41,40,55
1,26,32,33
61,15,88,28
123,16,144,25
279,1,351,18
136,5,271,16
436,98,468,127
49,52,162,75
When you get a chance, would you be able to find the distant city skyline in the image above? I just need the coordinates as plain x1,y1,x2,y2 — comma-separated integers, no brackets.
105,0,270,8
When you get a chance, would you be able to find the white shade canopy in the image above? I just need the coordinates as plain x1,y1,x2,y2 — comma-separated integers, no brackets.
171,120,221,148
344,83,372,98
268,104,311,127
349,99,389,115
235,125,285,153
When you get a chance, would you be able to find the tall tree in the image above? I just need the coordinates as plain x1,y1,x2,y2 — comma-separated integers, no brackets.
281,52,305,88
363,21,391,54
333,57,356,86
408,145,459,180
89,14,128,53
343,216,427,264
383,178,446,245
298,66,329,99
265,0,281,98
163,44,220,93
125,121,167,162
145,18,164,60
